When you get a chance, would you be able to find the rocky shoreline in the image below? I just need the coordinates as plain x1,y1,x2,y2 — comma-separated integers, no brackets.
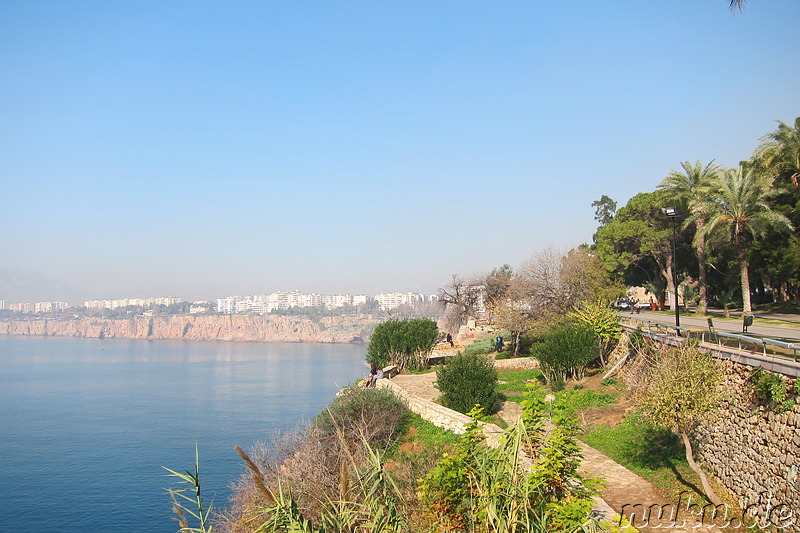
0,314,381,343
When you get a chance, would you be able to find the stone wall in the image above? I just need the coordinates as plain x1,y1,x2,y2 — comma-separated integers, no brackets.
377,378,504,447
693,361,800,531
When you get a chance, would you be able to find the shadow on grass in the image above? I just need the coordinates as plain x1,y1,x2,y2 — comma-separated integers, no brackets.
620,424,704,496
621,425,682,468
666,460,704,497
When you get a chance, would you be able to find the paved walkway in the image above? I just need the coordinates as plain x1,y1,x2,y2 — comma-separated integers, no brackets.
627,310,800,342
389,367,719,532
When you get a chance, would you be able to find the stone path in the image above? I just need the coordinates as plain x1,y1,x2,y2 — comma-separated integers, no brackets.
388,369,717,532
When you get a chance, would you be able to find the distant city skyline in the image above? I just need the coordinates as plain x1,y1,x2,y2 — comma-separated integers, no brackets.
1,288,440,314
2,2,798,302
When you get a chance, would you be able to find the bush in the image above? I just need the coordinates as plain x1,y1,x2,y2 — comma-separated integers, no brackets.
628,326,645,353
750,367,797,412
366,318,439,371
314,386,407,447
531,323,599,384
419,402,599,532
463,336,497,356
567,300,622,366
435,352,500,416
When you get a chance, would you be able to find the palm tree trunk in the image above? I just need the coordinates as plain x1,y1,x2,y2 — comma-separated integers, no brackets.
695,218,708,315
660,257,676,312
736,227,752,315
680,430,722,506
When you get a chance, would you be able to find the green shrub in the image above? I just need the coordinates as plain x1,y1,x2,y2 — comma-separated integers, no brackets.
531,323,599,385
628,326,644,353
464,336,497,356
436,352,500,416
418,406,598,533
366,318,439,371
750,367,797,412
568,300,622,366
314,386,407,447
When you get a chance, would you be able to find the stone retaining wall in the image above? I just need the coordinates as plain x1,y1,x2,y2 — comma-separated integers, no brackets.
693,362,800,531
377,378,504,447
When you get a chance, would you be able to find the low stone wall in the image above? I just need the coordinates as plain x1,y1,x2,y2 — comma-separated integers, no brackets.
377,378,504,447
692,362,800,532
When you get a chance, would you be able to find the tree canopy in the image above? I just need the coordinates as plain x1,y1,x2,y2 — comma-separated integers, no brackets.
592,116,799,313
366,318,439,371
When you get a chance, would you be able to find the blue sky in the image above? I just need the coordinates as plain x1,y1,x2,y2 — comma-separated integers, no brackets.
2,1,798,302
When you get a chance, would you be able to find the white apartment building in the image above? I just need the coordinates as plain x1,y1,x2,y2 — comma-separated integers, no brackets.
322,293,353,308
373,292,438,311
84,297,180,310
8,301,69,313
216,297,238,314
189,301,214,314
216,291,435,314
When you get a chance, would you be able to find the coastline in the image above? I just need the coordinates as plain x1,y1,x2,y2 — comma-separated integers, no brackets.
0,314,380,344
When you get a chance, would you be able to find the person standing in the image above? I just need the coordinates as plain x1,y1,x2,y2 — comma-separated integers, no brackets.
495,335,503,353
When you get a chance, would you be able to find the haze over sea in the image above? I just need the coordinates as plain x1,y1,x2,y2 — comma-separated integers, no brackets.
0,335,366,532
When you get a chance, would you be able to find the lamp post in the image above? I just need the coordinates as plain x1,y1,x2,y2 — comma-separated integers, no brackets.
662,207,680,332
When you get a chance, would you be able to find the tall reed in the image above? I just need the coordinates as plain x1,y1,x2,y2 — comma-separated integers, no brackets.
163,444,214,533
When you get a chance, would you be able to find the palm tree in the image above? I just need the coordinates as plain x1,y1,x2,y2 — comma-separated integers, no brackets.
729,0,746,12
700,166,794,315
752,117,800,302
754,116,800,189
659,160,721,315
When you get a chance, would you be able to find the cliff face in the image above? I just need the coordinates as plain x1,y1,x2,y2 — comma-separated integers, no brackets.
0,314,379,343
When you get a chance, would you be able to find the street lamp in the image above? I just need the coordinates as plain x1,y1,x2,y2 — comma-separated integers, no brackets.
661,207,680,333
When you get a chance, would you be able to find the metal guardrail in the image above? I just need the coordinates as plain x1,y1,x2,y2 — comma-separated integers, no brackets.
620,322,800,377
624,316,800,362
709,331,800,362
625,317,690,337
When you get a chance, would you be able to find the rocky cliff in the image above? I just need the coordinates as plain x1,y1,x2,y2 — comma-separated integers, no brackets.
0,314,380,343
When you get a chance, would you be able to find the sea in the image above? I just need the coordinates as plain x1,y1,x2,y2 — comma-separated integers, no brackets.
0,335,368,532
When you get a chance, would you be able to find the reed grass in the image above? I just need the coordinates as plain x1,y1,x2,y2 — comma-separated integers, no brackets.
163,443,214,533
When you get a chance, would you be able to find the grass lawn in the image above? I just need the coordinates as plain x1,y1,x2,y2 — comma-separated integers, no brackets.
393,412,461,450
580,412,719,505
496,368,543,400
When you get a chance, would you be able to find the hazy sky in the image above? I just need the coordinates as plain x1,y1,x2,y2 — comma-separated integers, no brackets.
2,1,799,302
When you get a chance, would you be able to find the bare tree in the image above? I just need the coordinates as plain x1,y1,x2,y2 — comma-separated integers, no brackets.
519,247,567,315
437,274,484,334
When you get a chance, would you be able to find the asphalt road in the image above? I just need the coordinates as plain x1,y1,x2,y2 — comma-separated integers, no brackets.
623,309,800,342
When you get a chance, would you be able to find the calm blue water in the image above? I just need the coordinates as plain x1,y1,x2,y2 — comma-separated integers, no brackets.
0,335,367,532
